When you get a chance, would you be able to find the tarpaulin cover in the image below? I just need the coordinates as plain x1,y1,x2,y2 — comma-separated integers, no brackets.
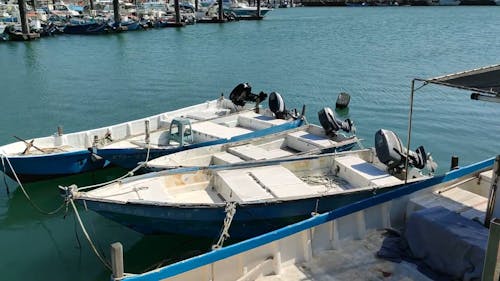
424,64,500,95
405,206,488,281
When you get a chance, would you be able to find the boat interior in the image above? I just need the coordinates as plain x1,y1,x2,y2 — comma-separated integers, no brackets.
149,125,356,168
99,110,287,150
83,150,407,205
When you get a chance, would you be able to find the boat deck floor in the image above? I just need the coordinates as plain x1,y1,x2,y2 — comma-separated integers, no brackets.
257,229,432,281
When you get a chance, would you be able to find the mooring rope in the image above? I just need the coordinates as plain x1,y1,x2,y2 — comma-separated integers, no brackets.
212,201,237,250
76,144,152,192
0,152,66,215
68,197,112,271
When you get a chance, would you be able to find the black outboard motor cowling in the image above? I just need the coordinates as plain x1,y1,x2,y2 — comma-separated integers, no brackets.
375,129,427,171
269,92,288,119
229,83,268,107
318,107,353,135
375,129,404,170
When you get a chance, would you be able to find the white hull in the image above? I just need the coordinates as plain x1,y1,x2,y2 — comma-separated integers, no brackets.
145,124,358,170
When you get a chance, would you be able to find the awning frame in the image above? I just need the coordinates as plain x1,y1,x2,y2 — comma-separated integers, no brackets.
404,64,500,183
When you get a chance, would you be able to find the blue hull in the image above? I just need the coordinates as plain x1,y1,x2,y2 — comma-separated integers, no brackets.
96,119,305,169
83,186,393,239
2,150,108,181
121,21,142,31
63,22,111,35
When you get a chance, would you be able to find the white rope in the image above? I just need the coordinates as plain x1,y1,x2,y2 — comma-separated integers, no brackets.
0,152,66,215
212,201,237,250
68,197,112,271
75,144,152,192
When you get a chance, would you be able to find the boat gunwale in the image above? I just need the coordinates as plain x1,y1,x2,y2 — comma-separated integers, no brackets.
77,177,427,208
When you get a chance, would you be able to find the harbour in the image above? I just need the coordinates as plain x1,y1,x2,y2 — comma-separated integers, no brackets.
0,6,499,281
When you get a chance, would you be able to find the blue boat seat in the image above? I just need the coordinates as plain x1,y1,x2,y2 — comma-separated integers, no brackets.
166,118,193,147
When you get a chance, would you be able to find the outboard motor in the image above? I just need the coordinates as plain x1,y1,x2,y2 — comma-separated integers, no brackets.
318,107,353,136
268,92,289,119
229,83,267,107
375,129,428,172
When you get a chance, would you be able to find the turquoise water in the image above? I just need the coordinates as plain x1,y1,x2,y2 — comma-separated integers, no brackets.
0,6,499,280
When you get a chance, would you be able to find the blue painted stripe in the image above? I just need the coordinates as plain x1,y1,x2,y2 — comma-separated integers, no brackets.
123,157,495,281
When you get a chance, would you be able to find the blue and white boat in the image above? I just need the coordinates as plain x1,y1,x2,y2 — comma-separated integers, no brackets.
63,21,112,35
143,110,358,171
68,129,435,239
0,84,296,181
114,156,497,281
223,0,272,18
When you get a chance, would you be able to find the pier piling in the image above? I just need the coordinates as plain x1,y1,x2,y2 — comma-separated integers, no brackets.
111,242,124,280
218,0,223,21
174,0,181,24
450,155,459,170
17,0,30,35
113,0,121,26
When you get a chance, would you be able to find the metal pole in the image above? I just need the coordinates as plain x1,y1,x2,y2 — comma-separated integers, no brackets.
485,155,500,227
113,0,121,25
174,0,181,23
18,0,30,34
404,79,415,184
482,218,500,281
89,0,94,12
195,0,198,11
111,242,124,280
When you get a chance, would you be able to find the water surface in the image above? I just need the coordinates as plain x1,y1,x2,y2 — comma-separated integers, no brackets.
0,6,499,280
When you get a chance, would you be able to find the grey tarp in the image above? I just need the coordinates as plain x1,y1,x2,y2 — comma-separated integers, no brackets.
423,64,500,96
405,206,488,281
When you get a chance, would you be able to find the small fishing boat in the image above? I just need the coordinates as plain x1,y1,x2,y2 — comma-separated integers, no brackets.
68,128,435,239
63,21,112,35
93,87,305,170
223,0,272,19
0,83,299,181
119,19,142,31
143,108,358,171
